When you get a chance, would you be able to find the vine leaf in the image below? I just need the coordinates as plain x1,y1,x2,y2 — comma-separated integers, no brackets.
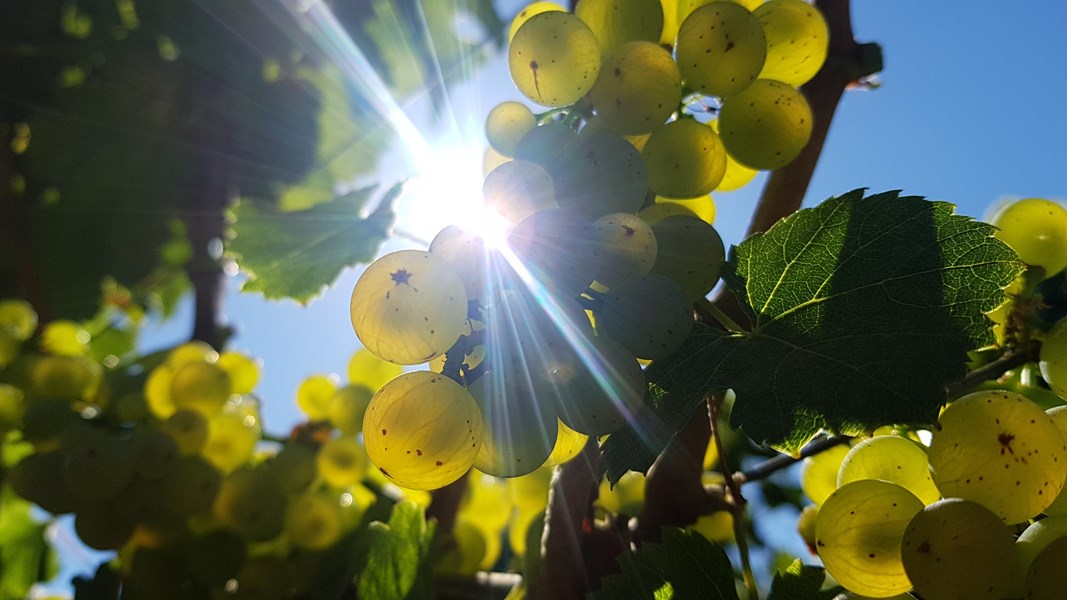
590,528,739,600
603,190,1022,481
766,560,841,600
356,500,435,600
227,183,399,303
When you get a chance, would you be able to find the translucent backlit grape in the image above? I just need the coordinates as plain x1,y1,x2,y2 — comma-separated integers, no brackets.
508,12,601,108
507,1,566,43
543,419,589,467
485,101,537,157
214,466,287,542
837,435,941,505
0,299,37,341
201,404,260,473
675,2,766,97
642,119,726,198
990,198,1067,278
799,442,850,505
347,348,404,392
638,195,716,225
575,0,663,54
430,225,491,302
483,160,558,228
218,351,259,395
40,320,90,356
327,384,374,435
592,212,658,284
317,436,367,488
718,79,813,169
286,491,345,550
589,41,680,135
162,409,208,455
1016,515,1067,584
754,0,829,86
553,131,649,217
295,374,337,420
1040,317,1067,399
170,361,232,416
649,215,725,300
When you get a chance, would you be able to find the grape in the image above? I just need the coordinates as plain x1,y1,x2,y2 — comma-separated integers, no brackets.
675,2,767,98
21,398,78,449
554,335,647,436
295,373,337,420
513,122,578,173
317,435,367,488
642,119,727,198
1017,516,1067,585
799,442,851,505
161,408,208,455
508,12,601,108
508,466,553,510
430,225,490,303
235,556,292,600
928,390,1067,523
1040,318,1067,399
0,383,24,433
40,320,89,356
638,195,716,225
285,491,345,550
469,366,558,478
482,160,558,228
201,404,260,473
553,131,649,218
589,41,680,135
596,274,693,361
575,0,663,54
507,1,566,43
508,507,545,557
485,101,537,157
814,479,923,598
133,428,180,479
218,351,260,395
170,360,233,416
327,384,374,435
900,498,1019,600
483,146,511,176
837,435,941,505
1026,536,1067,600
718,79,813,169
187,529,248,587
0,329,17,368
597,470,645,515
163,456,221,516
796,504,817,552
145,363,178,419
508,208,602,296
9,451,76,514
168,341,219,367
0,298,38,340
709,119,759,191
543,419,589,467
347,348,404,392
691,511,734,543
754,0,830,86
26,354,99,400
214,466,287,542
649,215,725,300
991,198,1067,278
350,250,469,365
75,501,136,550
270,442,318,495
363,371,484,490
462,473,512,532
437,516,489,574
592,212,658,284
62,424,137,503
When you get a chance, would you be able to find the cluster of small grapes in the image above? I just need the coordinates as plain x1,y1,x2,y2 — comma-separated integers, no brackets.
794,197,1067,600
349,0,830,491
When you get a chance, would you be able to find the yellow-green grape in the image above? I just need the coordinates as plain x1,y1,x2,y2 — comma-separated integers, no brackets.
718,79,813,169
429,225,490,303
214,466,287,542
62,425,136,503
691,511,734,543
901,498,1019,600
168,341,219,367
0,329,18,367
462,474,512,533
675,2,766,97
796,504,817,552
469,368,558,478
799,443,850,505
9,451,77,514
26,354,99,400
553,131,649,217
296,373,338,420
218,351,260,395
40,320,89,356
317,436,367,488
507,1,566,43
597,471,645,515
162,408,208,455
589,41,680,136
659,0,710,45
201,404,260,473
133,428,179,480
508,209,602,296
485,101,537,158
754,0,829,86
508,466,553,511
638,195,716,225
514,122,579,171
327,384,374,435
709,119,760,191
483,160,558,229
575,0,663,55
1016,516,1067,587
0,383,24,433
170,360,233,416
642,119,727,198
350,250,469,366
992,198,1067,278
144,363,177,419
1040,318,1067,399
928,390,1067,523
1026,536,1067,600
814,480,922,597
593,212,658,285
162,455,221,516
270,442,318,495
347,348,404,392
0,298,38,340
544,419,590,467
187,529,248,588
437,516,489,575
285,491,345,550
363,371,484,490
509,11,601,108
597,274,693,361
554,335,647,436
837,436,941,506
1041,405,1067,515
508,507,544,557
75,502,136,550
649,215,725,301
483,146,512,176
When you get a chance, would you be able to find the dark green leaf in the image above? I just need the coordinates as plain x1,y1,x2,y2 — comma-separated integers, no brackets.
357,500,436,600
604,190,1023,479
766,560,841,600
228,184,399,303
591,528,739,600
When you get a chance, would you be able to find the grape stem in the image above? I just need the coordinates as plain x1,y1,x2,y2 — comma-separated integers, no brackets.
944,348,1036,399
709,395,758,600
733,434,850,486
698,298,745,333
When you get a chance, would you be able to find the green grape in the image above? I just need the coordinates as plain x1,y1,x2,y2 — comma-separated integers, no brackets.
363,371,484,490
218,351,260,395
26,354,99,400
1040,318,1067,399
162,455,221,516
462,473,512,534
437,516,489,575
799,442,850,505
161,408,208,456
482,159,558,230
133,428,179,480
295,373,338,420
691,511,734,543
638,195,717,225
508,507,545,557
754,0,830,86
718,79,813,169
144,363,178,419
285,491,345,550
0,329,18,368
554,335,647,436
115,476,170,526
659,0,710,45
553,131,649,217
20,398,78,449
575,0,663,54
508,465,553,511
543,419,589,467
485,101,537,158
168,341,219,367
1026,535,1067,600
0,383,24,433
327,384,374,435
214,466,287,542
469,367,559,478
508,12,601,108
75,501,136,550
837,435,941,505
347,348,404,392
9,451,77,514
483,146,512,176
270,442,318,495
900,498,1019,600
1042,405,1067,515
992,198,1067,278
675,2,767,97
508,208,603,296
187,529,248,587
592,212,658,285
928,390,1067,523
430,225,490,303
709,118,759,191
1016,515,1067,586
814,479,922,598
0,298,38,340
317,435,367,488
589,41,680,135
350,250,469,365
796,504,817,552
507,1,566,43
648,215,725,300
597,274,693,361
170,360,233,416
201,404,260,473
62,424,136,503
513,122,578,173
597,470,645,515
642,119,727,198
40,319,89,356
